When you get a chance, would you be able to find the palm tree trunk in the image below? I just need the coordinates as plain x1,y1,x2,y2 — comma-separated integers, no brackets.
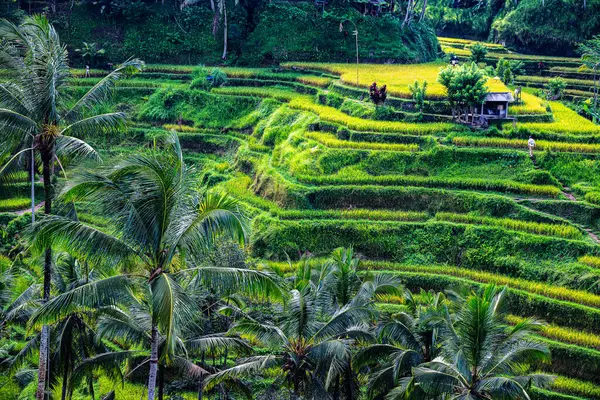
419,0,427,21
197,377,204,400
30,147,35,224
221,4,228,60
147,324,159,400
61,353,69,400
158,363,164,400
36,148,54,400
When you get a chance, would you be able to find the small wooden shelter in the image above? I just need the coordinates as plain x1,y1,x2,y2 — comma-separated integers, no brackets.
480,92,514,120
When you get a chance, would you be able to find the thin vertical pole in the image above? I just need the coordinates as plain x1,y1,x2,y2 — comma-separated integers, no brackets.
31,145,35,224
355,29,359,85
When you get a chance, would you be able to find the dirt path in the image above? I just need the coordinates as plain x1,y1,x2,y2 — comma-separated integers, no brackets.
15,201,44,216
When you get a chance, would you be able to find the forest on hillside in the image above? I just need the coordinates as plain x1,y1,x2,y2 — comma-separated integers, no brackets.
1,0,599,63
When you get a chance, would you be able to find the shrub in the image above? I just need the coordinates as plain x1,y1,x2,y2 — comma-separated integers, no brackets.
547,77,568,100
469,43,489,63
408,80,427,113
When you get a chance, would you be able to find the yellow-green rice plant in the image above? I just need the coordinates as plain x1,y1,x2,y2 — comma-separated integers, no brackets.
297,75,332,87
552,376,600,399
579,255,600,269
452,136,600,154
361,261,600,308
296,174,562,197
304,132,419,151
281,62,508,99
435,212,583,239
510,102,600,135
288,97,456,134
506,315,600,350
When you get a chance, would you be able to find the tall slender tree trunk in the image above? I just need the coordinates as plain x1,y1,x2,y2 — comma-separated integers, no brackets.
221,5,228,60
147,324,159,400
36,147,54,400
402,0,412,26
30,146,35,224
61,352,69,400
419,0,427,21
197,377,204,400
158,363,164,400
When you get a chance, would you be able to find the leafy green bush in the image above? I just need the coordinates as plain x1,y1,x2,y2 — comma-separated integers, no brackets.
547,77,568,99
469,43,488,63
408,80,427,113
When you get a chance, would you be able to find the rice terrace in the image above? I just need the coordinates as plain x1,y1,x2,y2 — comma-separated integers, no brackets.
2,0,600,399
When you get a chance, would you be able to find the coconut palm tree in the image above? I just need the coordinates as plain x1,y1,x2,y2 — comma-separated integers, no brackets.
318,247,401,313
205,286,373,400
353,289,448,400
29,133,284,400
204,248,399,400
392,285,553,400
0,16,142,399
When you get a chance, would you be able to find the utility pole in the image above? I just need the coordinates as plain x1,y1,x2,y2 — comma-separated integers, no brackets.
340,20,359,85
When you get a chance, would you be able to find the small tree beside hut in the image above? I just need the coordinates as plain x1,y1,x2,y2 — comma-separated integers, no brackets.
438,62,489,123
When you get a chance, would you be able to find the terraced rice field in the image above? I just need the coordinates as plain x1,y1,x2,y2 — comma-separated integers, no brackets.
4,42,600,398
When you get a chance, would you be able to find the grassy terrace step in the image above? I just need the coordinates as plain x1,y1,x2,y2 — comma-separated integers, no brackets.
294,173,562,197
253,219,600,287
551,376,600,400
304,131,419,151
282,61,508,99
511,102,600,136
363,270,600,331
361,262,600,308
0,198,32,213
539,337,600,384
506,315,600,350
287,97,456,134
225,177,579,237
452,136,600,154
518,199,600,231
434,212,582,239
284,185,566,220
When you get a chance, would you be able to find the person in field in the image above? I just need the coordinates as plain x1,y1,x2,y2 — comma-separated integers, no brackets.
528,136,536,157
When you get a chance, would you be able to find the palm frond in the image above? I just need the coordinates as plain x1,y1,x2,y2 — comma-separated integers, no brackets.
29,274,133,327
203,355,279,390
65,58,144,119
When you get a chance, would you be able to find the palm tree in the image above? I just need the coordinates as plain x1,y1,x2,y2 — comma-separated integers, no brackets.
318,247,401,312
205,249,399,399
29,133,284,400
74,42,106,68
354,289,447,400
205,286,373,399
395,285,553,400
0,16,142,399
